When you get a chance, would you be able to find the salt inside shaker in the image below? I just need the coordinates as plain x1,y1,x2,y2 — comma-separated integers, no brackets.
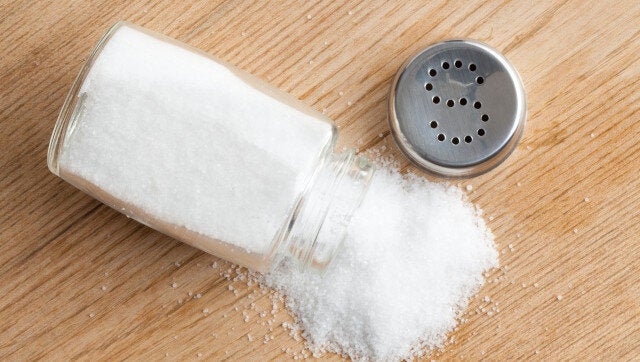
48,21,374,272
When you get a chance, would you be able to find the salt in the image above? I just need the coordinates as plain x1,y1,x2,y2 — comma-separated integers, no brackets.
54,23,499,359
266,167,498,360
56,24,333,257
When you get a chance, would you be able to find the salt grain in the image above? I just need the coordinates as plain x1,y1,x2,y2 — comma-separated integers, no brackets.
266,167,498,361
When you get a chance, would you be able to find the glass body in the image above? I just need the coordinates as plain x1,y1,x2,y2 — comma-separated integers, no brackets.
48,22,373,273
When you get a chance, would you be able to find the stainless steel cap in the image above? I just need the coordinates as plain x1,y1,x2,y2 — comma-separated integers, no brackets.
388,40,526,177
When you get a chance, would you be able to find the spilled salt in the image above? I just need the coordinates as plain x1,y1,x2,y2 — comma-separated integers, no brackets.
266,166,498,360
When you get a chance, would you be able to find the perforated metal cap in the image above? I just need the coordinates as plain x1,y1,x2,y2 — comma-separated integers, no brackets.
388,40,526,177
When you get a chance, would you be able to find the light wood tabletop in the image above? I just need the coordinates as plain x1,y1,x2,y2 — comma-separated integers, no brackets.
1,0,639,360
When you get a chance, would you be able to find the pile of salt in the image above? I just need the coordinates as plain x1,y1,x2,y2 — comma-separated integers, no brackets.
266,166,498,360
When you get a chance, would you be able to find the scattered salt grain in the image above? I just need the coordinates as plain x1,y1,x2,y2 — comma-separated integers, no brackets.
266,166,498,361
584,197,590,203
172,282,178,288
101,285,107,291
89,313,95,318
556,294,563,301
466,184,473,191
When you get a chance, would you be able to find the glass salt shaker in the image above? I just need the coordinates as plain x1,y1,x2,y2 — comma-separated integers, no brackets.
48,21,374,273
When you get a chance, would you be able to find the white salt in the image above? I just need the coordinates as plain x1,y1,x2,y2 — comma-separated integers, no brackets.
266,166,498,360
61,25,499,360
59,26,333,255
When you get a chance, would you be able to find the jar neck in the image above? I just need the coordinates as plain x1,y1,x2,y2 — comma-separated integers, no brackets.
278,149,374,272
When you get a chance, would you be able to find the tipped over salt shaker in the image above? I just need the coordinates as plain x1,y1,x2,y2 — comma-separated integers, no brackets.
48,22,374,272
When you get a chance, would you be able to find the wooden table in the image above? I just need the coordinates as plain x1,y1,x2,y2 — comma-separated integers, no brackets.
1,1,639,359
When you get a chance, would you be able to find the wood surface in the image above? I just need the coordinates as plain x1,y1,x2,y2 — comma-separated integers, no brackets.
1,0,639,360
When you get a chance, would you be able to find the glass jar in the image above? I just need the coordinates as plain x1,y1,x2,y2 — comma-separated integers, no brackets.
48,21,374,273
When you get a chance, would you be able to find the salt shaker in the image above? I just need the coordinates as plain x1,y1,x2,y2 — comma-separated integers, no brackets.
48,22,373,272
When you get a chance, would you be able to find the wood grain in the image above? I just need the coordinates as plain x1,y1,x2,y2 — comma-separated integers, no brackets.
1,0,639,360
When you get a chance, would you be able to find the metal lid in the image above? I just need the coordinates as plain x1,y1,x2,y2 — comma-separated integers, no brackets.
388,40,526,178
